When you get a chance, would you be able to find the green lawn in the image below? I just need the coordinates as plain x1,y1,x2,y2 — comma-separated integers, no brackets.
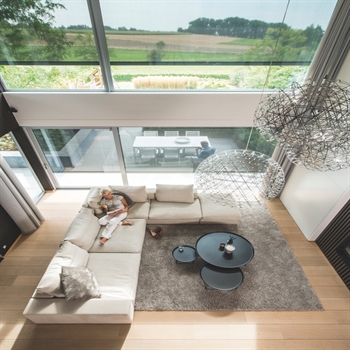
63,46,245,62
108,48,243,62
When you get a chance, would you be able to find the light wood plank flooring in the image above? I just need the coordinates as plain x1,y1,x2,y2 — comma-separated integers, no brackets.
1,190,349,350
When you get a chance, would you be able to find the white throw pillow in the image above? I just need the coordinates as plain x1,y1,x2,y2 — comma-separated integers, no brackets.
108,185,147,202
155,184,194,203
36,241,89,297
63,207,101,251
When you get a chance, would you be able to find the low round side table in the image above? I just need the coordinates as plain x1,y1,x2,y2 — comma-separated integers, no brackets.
172,245,198,264
200,264,244,290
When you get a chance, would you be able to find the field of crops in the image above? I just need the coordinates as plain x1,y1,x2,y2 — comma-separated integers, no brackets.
105,33,251,54
1,31,307,90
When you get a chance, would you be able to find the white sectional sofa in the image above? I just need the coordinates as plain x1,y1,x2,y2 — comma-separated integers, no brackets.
23,184,241,324
96,184,241,225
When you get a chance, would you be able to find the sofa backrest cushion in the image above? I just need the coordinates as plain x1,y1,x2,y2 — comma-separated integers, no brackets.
110,190,134,208
63,207,101,251
155,184,194,203
108,185,147,203
36,241,89,297
87,187,104,215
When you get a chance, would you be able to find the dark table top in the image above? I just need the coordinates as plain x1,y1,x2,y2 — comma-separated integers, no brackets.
196,231,254,268
200,264,244,290
172,245,198,263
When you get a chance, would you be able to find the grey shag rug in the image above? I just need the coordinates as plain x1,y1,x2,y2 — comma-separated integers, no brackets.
135,204,323,311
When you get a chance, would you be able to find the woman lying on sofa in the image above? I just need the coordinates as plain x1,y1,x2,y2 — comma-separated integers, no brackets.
98,188,133,244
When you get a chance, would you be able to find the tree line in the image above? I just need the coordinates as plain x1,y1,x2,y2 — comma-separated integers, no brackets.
178,16,323,43
65,25,141,32
1,0,324,62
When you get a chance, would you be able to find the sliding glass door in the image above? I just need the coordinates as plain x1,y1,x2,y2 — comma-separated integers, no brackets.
30,128,123,188
28,126,275,188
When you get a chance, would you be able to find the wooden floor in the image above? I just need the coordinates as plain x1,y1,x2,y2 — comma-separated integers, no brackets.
1,190,349,350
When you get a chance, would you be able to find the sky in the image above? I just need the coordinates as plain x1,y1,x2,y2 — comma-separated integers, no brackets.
54,0,338,31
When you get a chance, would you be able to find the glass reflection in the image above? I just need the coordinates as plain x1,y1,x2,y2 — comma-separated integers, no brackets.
0,133,44,202
0,0,337,90
0,0,102,89
31,128,122,188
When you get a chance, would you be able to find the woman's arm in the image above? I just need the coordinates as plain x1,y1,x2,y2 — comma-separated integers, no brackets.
120,197,129,212
99,199,108,213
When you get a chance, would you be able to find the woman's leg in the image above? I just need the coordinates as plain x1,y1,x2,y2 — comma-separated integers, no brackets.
100,212,127,240
98,215,109,226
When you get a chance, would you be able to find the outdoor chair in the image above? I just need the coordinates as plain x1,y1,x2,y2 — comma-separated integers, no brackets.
185,131,200,136
164,131,179,136
159,147,181,159
184,131,200,156
135,147,159,165
143,131,158,136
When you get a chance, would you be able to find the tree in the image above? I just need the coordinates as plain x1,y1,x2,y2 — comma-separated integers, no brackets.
148,41,166,63
73,33,99,61
0,0,71,61
303,24,324,50
245,27,307,62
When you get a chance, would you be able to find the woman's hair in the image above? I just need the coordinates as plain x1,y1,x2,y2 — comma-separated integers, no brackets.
100,188,111,196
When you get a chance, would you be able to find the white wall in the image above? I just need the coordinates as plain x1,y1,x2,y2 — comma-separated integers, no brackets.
280,168,350,240
280,49,350,241
3,91,269,128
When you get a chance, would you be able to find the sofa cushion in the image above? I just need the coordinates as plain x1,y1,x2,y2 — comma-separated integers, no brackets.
89,219,146,253
61,266,101,301
155,184,194,203
63,207,101,251
36,241,89,297
87,187,104,215
148,199,202,224
199,194,242,224
127,202,150,220
87,253,141,300
108,185,147,203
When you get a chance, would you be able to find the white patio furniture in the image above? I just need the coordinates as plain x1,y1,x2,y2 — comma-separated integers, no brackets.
133,135,210,166
143,131,158,136
185,131,200,136
164,131,179,137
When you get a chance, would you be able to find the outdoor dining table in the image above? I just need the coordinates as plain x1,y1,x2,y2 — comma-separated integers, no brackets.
132,135,210,149
132,135,210,161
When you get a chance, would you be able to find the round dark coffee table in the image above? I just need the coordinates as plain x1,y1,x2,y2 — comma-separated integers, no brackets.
172,245,198,264
200,264,244,290
196,231,254,268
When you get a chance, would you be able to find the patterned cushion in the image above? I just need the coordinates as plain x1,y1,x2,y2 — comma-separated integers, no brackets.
61,266,101,301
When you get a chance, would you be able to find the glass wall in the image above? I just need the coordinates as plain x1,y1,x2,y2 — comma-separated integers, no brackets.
30,128,122,188
121,127,276,186
102,0,335,90
0,0,338,90
28,126,275,188
0,0,103,90
0,133,44,202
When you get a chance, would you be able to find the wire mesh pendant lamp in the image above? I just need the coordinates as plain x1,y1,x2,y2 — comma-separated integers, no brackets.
194,149,285,208
254,78,350,171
